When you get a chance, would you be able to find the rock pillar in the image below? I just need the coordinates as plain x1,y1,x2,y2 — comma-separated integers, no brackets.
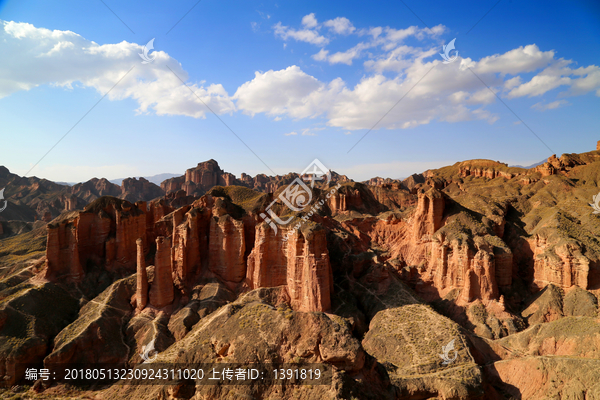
136,238,148,310
149,236,174,308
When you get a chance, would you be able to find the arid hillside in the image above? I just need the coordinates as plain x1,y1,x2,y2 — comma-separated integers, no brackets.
0,144,599,399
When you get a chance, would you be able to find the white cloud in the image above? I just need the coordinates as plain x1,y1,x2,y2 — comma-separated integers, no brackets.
312,23,443,67
0,20,235,118
273,17,328,46
563,65,600,96
474,45,555,75
326,42,372,65
503,76,522,89
531,100,569,111
364,45,433,73
324,17,355,35
363,26,383,38
284,131,298,136
233,60,501,130
302,13,318,29
237,39,599,130
3,18,600,136
256,10,271,20
233,66,326,118
312,48,329,61
507,74,571,98
301,127,324,136
384,26,418,42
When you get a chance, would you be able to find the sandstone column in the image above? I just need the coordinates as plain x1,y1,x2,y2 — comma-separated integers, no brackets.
149,236,174,308
136,238,148,310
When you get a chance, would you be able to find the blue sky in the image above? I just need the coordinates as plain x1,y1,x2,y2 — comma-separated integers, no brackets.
1,0,599,182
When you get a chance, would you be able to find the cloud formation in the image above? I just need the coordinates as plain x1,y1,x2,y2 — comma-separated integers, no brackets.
0,20,234,119
3,16,600,134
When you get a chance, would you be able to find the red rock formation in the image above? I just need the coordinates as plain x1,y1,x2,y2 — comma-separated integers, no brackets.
413,188,445,238
161,176,185,194
208,214,246,283
528,235,589,290
171,206,205,290
162,160,242,196
149,236,174,308
63,194,79,211
161,160,351,197
44,198,148,279
246,224,288,288
70,178,121,202
328,191,347,212
44,220,84,281
121,177,164,202
246,223,332,312
136,238,148,310
327,186,363,213
114,203,147,270
353,188,508,305
460,167,515,180
536,161,556,177
286,228,332,312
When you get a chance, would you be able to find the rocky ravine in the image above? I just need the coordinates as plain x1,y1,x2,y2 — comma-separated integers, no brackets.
0,143,599,399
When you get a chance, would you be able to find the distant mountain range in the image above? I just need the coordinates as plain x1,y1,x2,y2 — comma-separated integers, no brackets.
508,159,546,169
109,173,180,186
0,156,551,230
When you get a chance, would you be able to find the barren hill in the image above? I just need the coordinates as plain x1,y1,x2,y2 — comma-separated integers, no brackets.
1,143,599,399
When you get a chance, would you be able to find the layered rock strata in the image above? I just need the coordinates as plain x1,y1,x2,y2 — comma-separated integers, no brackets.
246,223,332,312
149,236,174,308
136,238,148,310
44,198,148,280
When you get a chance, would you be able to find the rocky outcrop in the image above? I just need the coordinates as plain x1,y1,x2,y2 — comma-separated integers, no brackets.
70,178,121,202
135,238,148,310
486,357,600,400
162,160,242,196
71,177,163,203
527,235,590,290
246,222,332,312
120,177,164,202
102,287,378,400
44,276,136,366
149,236,174,308
171,206,204,291
362,304,483,399
161,160,352,198
44,216,84,281
208,214,246,283
285,227,332,312
44,197,147,280
0,283,79,385
350,188,509,307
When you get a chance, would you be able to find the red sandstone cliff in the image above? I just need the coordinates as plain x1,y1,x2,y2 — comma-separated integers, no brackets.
44,197,147,281
246,222,332,312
